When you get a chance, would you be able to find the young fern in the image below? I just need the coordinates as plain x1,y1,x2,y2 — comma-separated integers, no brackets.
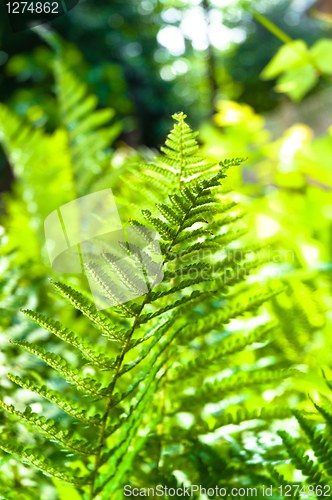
0,114,294,498
117,112,243,212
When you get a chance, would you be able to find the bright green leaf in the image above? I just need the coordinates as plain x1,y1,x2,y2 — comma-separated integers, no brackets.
310,38,332,75
52,479,82,500
261,40,309,80
275,64,318,101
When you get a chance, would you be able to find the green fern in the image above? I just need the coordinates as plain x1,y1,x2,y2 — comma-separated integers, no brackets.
271,373,332,489
0,114,294,498
54,59,121,195
0,103,74,260
116,112,244,214
0,48,123,479
0,33,121,269
270,278,327,364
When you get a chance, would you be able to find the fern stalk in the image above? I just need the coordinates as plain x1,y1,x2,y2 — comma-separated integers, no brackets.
88,171,212,496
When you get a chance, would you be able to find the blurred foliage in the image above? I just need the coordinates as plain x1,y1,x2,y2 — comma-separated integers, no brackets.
201,97,332,263
0,0,330,150
201,90,332,371
261,38,332,101
0,0,331,497
276,370,332,486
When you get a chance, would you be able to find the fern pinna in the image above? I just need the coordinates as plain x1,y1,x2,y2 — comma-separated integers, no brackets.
268,373,332,492
0,114,292,498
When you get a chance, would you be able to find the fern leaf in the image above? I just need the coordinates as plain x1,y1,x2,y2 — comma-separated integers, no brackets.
11,341,106,397
0,111,294,496
310,394,332,428
178,369,291,408
179,286,283,342
96,353,167,492
172,322,276,380
0,440,87,485
102,251,150,297
0,400,97,456
84,261,141,316
7,373,102,427
206,405,292,431
268,466,300,499
21,309,115,370
50,281,126,342
278,430,328,484
293,410,332,476
138,290,215,324
54,60,121,194
119,319,174,376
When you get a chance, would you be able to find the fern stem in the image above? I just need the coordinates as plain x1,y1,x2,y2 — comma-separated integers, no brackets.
88,303,146,499
178,117,185,190
88,259,171,496
89,180,208,497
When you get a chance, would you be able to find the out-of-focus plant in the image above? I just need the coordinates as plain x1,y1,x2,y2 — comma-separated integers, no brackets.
0,35,125,495
0,38,122,303
201,20,332,386
200,31,332,483
261,37,332,101
273,369,332,487
252,2,331,103
1,0,328,149
201,10,332,267
0,32,129,327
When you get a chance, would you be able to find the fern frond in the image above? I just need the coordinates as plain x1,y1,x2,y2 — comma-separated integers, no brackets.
177,369,291,408
108,321,178,410
179,285,283,343
138,290,215,325
21,309,115,370
0,400,96,456
310,394,332,428
172,322,276,380
50,281,126,342
207,406,292,431
293,410,332,476
278,430,328,484
168,229,247,261
102,251,150,296
7,373,101,427
11,341,106,397
95,355,167,493
119,318,175,376
0,104,74,259
268,466,300,499
0,112,293,497
125,113,244,208
54,60,121,194
84,262,140,317
0,440,87,486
